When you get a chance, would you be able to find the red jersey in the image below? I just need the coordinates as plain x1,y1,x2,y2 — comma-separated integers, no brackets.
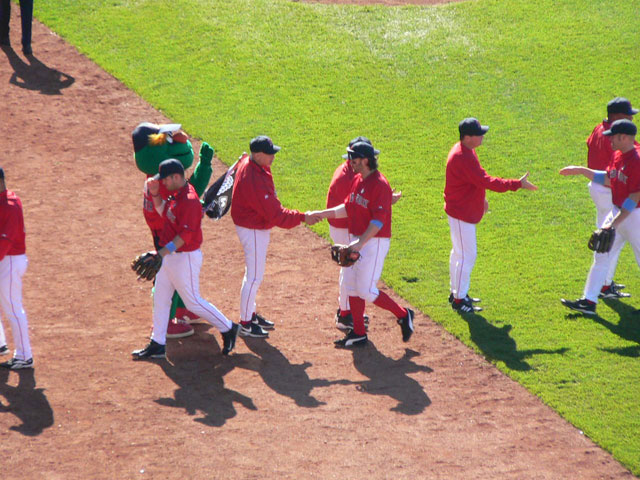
0,190,26,260
607,148,640,209
444,142,521,224
158,182,203,252
326,160,357,229
345,170,392,238
143,181,166,239
586,121,614,171
231,154,304,230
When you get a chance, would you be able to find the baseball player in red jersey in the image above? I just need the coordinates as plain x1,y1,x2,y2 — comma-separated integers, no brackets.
560,120,640,315
231,136,317,338
327,136,401,331
308,141,414,347
0,167,33,369
132,159,240,359
445,118,537,313
585,98,638,299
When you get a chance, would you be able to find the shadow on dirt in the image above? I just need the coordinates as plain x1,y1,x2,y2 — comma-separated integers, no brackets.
241,337,355,408
1,44,74,95
0,368,54,436
459,312,569,371
349,342,432,415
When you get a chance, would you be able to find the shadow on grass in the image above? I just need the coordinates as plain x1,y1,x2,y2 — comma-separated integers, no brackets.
0,369,54,436
349,342,432,415
1,45,74,95
458,312,569,371
599,345,640,357
595,298,640,346
241,337,355,408
150,328,258,427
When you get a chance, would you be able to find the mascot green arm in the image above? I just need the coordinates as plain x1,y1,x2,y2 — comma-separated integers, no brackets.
189,142,214,197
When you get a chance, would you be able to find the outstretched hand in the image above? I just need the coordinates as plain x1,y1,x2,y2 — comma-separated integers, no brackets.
559,166,584,176
304,211,322,225
391,189,402,205
519,172,538,191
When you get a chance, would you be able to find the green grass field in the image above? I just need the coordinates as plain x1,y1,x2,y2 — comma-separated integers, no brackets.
34,0,640,473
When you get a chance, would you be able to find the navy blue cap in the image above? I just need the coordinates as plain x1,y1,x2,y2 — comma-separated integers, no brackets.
154,158,185,180
347,141,380,160
0,167,4,180
250,136,281,154
602,119,637,136
607,97,639,116
343,136,372,159
459,118,489,137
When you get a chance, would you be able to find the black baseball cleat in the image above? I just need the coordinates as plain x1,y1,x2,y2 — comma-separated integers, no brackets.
398,308,415,342
0,345,9,355
335,309,369,332
334,330,368,348
560,298,596,316
240,322,269,338
0,357,33,370
221,323,240,355
252,313,274,330
451,298,482,313
132,340,166,360
449,293,481,304
599,284,631,299
612,281,626,290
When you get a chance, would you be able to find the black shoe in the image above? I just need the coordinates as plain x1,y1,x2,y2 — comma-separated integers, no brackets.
221,323,240,355
335,309,369,331
612,281,626,290
398,308,415,342
0,357,33,369
22,45,32,55
334,330,368,348
451,298,482,313
132,340,166,360
252,312,274,330
560,298,596,316
239,322,269,338
599,284,631,299
0,345,8,355
449,293,481,304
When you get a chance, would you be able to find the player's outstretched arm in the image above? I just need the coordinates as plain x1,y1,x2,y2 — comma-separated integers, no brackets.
559,166,610,186
391,189,402,205
519,172,538,191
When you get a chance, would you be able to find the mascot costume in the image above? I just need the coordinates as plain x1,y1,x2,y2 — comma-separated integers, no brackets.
132,122,213,338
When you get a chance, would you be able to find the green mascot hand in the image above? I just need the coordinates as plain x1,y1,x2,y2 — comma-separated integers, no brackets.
200,142,215,165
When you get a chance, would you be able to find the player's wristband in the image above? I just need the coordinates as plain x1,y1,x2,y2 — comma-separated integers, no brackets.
370,220,383,229
165,241,177,253
621,197,637,213
592,171,606,185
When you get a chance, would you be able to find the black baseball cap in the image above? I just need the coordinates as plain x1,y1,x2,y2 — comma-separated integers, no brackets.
154,158,185,180
607,97,639,116
602,119,637,136
250,136,281,154
343,136,372,159
459,117,489,137
347,141,380,160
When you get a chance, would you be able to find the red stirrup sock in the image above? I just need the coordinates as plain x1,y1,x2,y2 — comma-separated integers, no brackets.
373,291,407,319
348,296,367,336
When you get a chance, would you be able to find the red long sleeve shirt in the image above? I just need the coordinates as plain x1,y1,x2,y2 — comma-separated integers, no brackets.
0,190,26,261
444,142,522,224
231,154,304,230
607,148,640,209
158,183,203,252
326,160,356,229
345,170,392,238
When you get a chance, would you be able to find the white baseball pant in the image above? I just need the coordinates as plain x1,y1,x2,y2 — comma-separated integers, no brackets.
588,181,625,285
343,235,390,302
236,225,270,323
151,249,232,345
0,254,32,360
448,215,477,300
329,225,350,311
584,207,640,302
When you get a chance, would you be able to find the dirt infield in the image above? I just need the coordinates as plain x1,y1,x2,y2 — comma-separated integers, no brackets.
0,14,635,480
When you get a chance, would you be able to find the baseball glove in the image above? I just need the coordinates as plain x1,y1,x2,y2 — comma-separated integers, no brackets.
331,244,360,267
588,227,615,253
131,251,163,281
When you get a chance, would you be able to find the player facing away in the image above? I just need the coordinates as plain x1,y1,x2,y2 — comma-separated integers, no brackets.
444,118,538,313
231,136,317,338
585,97,638,299
307,141,414,347
0,166,33,369
560,120,640,315
132,159,240,359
